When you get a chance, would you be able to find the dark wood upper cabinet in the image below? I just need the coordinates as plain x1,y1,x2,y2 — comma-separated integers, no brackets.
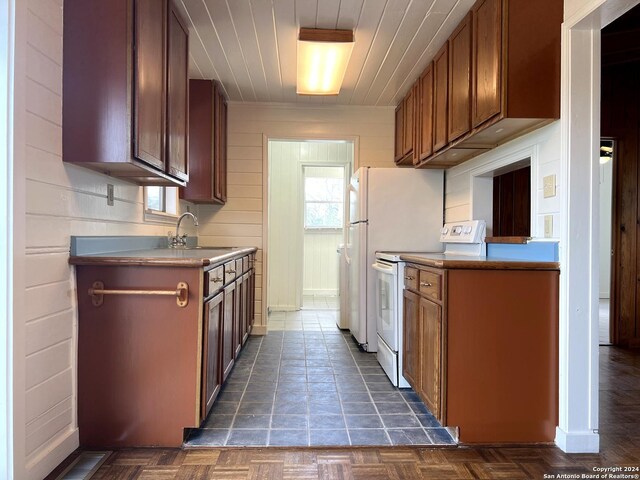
63,0,189,186
180,80,228,204
394,85,417,166
397,0,561,169
394,103,405,163
417,64,434,162
403,85,415,157
166,3,189,181
134,0,166,171
472,0,502,128
433,43,449,152
448,13,472,143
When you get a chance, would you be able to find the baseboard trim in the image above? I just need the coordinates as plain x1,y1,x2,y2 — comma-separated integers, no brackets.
26,427,79,480
268,306,298,312
555,427,599,453
251,325,267,335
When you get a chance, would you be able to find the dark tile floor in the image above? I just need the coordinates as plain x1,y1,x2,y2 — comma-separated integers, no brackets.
185,316,455,448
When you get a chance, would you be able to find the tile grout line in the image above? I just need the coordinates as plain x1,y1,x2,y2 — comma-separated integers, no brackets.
224,335,266,446
343,332,392,446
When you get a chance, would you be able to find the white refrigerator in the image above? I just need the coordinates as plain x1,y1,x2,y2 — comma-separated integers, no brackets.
346,167,444,351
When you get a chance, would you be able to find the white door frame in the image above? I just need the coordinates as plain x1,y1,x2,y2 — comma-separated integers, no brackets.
0,0,15,475
558,0,640,453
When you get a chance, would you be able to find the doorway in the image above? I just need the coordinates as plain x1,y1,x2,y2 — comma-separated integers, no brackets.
598,139,614,346
601,6,640,347
265,139,353,322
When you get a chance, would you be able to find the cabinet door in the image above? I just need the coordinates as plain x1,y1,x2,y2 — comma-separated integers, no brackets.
234,276,243,358
472,0,502,128
448,12,472,142
241,272,250,344
418,64,434,162
394,103,404,162
402,289,421,390
221,282,235,382
419,297,442,421
181,79,213,201
433,43,449,152
213,87,228,203
133,0,166,170
247,267,255,333
402,86,415,157
202,292,222,421
166,4,189,181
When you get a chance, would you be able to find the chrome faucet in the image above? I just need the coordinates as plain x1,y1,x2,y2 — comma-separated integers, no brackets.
170,212,199,248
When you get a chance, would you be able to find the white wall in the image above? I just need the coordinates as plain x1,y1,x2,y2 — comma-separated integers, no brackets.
444,122,561,240
599,158,613,298
16,1,194,477
198,102,394,323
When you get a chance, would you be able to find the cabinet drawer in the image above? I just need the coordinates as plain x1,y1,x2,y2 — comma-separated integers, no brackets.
235,258,243,276
206,265,224,296
419,270,441,301
404,267,419,291
242,256,249,274
224,260,237,284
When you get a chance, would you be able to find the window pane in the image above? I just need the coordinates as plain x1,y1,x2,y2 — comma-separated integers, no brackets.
305,202,343,228
146,186,163,211
304,177,343,202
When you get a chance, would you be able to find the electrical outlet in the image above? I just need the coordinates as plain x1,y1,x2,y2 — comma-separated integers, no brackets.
543,175,556,198
107,184,114,206
544,215,553,238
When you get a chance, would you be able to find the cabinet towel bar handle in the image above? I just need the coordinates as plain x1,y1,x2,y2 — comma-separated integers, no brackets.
88,281,189,308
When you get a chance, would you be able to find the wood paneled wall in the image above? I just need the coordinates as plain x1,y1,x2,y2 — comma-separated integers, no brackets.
601,61,640,346
198,103,395,319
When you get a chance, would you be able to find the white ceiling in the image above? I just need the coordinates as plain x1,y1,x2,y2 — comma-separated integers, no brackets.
176,0,475,106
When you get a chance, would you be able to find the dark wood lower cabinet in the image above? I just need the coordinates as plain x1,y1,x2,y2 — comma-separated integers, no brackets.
419,297,442,420
73,251,258,446
222,281,236,382
202,292,222,420
402,264,559,444
402,289,420,388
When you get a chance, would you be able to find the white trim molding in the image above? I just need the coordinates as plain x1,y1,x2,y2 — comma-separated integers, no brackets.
554,0,640,454
0,0,15,476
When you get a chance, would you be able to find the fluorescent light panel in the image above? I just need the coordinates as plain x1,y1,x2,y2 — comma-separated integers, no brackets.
297,28,354,96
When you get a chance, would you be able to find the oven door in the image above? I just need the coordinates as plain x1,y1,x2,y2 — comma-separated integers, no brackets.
372,260,398,351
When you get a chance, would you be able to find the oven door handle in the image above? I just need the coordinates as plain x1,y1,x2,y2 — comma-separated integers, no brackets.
372,262,394,273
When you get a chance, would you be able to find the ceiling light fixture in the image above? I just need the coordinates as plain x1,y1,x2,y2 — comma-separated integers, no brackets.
296,28,354,96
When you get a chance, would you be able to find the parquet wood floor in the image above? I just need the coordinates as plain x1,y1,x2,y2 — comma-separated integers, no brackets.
49,347,640,479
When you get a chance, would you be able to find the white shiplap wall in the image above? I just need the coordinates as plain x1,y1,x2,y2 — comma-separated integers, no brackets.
444,122,561,240
197,102,395,322
20,1,194,477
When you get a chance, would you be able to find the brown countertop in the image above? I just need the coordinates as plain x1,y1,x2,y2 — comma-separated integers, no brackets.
400,253,560,271
69,247,257,269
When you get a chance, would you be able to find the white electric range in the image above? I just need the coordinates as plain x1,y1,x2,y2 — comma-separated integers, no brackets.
373,220,486,388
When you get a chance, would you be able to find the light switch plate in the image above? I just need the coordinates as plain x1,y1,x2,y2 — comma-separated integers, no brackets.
544,215,553,238
543,175,556,198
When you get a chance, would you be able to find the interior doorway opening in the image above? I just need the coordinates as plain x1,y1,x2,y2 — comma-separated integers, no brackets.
266,139,353,326
598,139,614,346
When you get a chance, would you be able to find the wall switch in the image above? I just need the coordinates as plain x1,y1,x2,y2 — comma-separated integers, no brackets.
543,175,556,198
544,215,553,238
107,184,114,206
